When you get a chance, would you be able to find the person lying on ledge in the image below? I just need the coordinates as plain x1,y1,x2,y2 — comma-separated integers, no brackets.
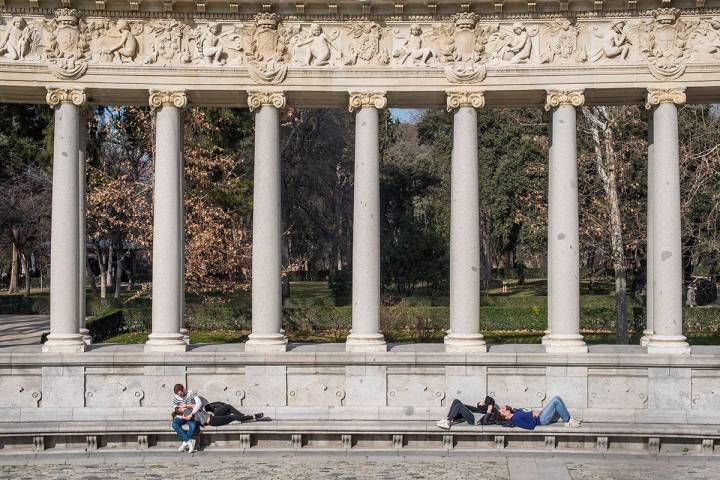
197,401,266,427
436,395,500,430
497,396,581,430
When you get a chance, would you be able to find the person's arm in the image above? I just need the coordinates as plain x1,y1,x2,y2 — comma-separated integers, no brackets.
189,392,202,415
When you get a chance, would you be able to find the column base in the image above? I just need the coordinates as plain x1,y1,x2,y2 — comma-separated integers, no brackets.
345,333,387,353
144,333,187,352
42,334,87,353
639,330,654,347
444,333,487,352
79,328,92,346
541,331,551,345
180,328,190,345
544,334,587,353
245,333,288,352
646,335,690,355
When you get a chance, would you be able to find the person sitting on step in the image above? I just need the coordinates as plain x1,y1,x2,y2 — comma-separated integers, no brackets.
171,383,202,453
497,396,581,430
436,395,500,430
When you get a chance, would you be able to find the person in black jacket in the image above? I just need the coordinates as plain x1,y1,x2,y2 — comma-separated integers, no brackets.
436,395,500,430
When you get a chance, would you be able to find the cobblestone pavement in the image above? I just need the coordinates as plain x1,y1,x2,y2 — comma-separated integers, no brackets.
1,454,719,480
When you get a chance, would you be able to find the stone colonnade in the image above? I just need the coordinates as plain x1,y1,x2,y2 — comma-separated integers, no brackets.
40,86,690,355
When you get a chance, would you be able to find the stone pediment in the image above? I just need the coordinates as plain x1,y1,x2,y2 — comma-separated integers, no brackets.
1,7,720,106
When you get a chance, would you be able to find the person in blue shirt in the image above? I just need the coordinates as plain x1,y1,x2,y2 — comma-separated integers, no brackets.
497,396,581,430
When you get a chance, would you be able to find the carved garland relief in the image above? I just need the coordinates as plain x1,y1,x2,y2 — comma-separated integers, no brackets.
0,8,718,84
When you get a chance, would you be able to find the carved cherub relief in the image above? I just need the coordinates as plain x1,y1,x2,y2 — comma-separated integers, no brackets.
488,22,538,64
194,22,226,65
89,19,142,64
292,23,341,66
391,24,433,67
0,17,40,61
586,20,631,62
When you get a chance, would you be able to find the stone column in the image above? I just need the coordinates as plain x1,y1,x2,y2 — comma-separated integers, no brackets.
43,88,87,353
543,90,587,354
346,92,387,352
641,113,655,347
645,88,690,355
444,91,487,352
78,109,91,345
246,90,288,352
145,90,188,352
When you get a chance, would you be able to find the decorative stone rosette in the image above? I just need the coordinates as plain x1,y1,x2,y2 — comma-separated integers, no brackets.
645,88,686,110
348,92,387,112
247,91,287,112
46,87,86,107
148,90,188,109
446,90,485,112
544,90,585,110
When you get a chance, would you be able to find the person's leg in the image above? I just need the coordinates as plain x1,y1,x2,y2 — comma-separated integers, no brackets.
446,399,463,421
453,402,477,425
209,415,236,427
212,403,232,416
226,404,245,417
539,396,570,425
229,413,255,422
172,417,190,442
186,419,198,439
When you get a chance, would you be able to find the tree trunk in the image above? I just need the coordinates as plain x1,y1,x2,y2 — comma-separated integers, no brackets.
20,252,30,297
88,259,98,295
585,106,628,344
95,243,107,299
8,240,18,294
106,243,113,289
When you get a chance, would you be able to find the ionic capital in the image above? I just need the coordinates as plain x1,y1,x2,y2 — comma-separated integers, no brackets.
46,88,86,108
446,90,485,112
148,89,188,109
247,90,286,112
348,91,387,113
645,88,686,110
544,89,585,111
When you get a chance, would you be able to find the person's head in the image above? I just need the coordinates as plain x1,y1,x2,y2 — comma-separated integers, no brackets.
498,405,513,420
174,384,186,397
512,23,523,34
171,409,179,419
410,24,421,36
311,23,323,36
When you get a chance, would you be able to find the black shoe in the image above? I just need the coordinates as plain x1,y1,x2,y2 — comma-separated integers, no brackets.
254,413,264,420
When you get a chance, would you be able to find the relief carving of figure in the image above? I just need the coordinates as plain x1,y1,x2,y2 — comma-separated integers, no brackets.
43,9,89,79
391,24,432,66
343,22,389,66
541,19,582,63
97,20,141,63
587,20,631,62
688,17,720,57
0,17,39,61
196,23,226,65
490,22,538,63
143,20,192,65
638,8,698,80
293,23,340,66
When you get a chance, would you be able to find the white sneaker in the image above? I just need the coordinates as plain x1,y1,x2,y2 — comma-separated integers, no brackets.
436,419,451,430
177,441,188,452
566,419,581,428
186,439,196,453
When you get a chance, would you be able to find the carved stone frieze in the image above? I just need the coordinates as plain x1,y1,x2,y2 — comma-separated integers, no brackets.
247,90,286,111
0,9,720,86
446,90,485,111
46,87,86,107
348,91,387,112
148,89,188,109
544,89,585,110
645,88,686,109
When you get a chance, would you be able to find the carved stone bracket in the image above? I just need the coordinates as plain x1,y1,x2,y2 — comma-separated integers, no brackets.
348,91,387,112
46,87,86,107
446,90,485,112
247,90,286,111
148,89,188,109
544,89,585,110
645,88,686,110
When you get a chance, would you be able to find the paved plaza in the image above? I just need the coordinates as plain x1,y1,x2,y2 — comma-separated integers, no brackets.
0,315,48,348
0,454,719,480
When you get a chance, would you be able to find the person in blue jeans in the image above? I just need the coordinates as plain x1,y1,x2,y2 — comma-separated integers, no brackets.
498,396,581,430
171,383,202,452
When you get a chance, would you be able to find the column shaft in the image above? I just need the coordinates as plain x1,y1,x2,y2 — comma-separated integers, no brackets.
43,99,85,352
646,102,689,354
247,102,287,352
445,105,485,352
641,116,655,346
545,102,586,353
347,103,386,352
146,103,186,352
